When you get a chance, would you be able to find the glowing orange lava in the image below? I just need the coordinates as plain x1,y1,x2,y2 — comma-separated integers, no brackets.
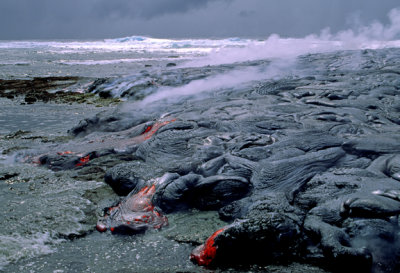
139,118,177,141
190,227,226,266
57,151,74,156
75,155,90,167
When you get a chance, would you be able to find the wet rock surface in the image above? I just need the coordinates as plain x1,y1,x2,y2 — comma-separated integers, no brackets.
0,77,121,105
3,48,400,272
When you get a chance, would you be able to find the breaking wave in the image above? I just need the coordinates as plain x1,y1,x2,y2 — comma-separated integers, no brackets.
0,232,63,270
0,36,255,56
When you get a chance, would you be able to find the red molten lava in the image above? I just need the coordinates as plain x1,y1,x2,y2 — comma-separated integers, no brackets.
96,184,168,233
75,155,90,167
190,227,226,266
143,125,153,134
30,118,176,169
139,119,177,141
95,222,107,232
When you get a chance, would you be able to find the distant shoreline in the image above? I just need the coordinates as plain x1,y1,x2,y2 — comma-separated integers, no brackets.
0,77,122,106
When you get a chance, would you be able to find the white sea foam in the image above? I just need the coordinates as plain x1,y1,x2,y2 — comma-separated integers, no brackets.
0,152,17,166
57,56,190,66
0,232,63,270
0,36,251,56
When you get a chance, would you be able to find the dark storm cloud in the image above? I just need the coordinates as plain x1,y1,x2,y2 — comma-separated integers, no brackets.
93,0,228,19
0,0,399,39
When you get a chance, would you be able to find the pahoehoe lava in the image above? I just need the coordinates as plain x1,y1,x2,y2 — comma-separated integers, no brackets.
32,48,400,272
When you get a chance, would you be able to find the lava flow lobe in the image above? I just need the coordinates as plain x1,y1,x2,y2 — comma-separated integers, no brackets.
96,184,168,234
190,227,226,266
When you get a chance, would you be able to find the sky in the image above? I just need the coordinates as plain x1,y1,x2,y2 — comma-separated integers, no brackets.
0,0,399,40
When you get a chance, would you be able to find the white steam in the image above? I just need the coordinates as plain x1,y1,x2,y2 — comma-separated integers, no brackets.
184,7,400,68
139,58,295,105
336,7,400,41
130,8,400,107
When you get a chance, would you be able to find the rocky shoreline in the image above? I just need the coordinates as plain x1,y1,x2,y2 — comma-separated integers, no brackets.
2,48,400,272
0,77,122,105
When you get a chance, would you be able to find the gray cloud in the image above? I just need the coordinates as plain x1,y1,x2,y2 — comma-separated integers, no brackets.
93,0,227,19
0,0,399,39
238,10,256,18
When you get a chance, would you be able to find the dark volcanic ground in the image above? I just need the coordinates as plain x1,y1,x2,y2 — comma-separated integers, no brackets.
1,48,400,272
